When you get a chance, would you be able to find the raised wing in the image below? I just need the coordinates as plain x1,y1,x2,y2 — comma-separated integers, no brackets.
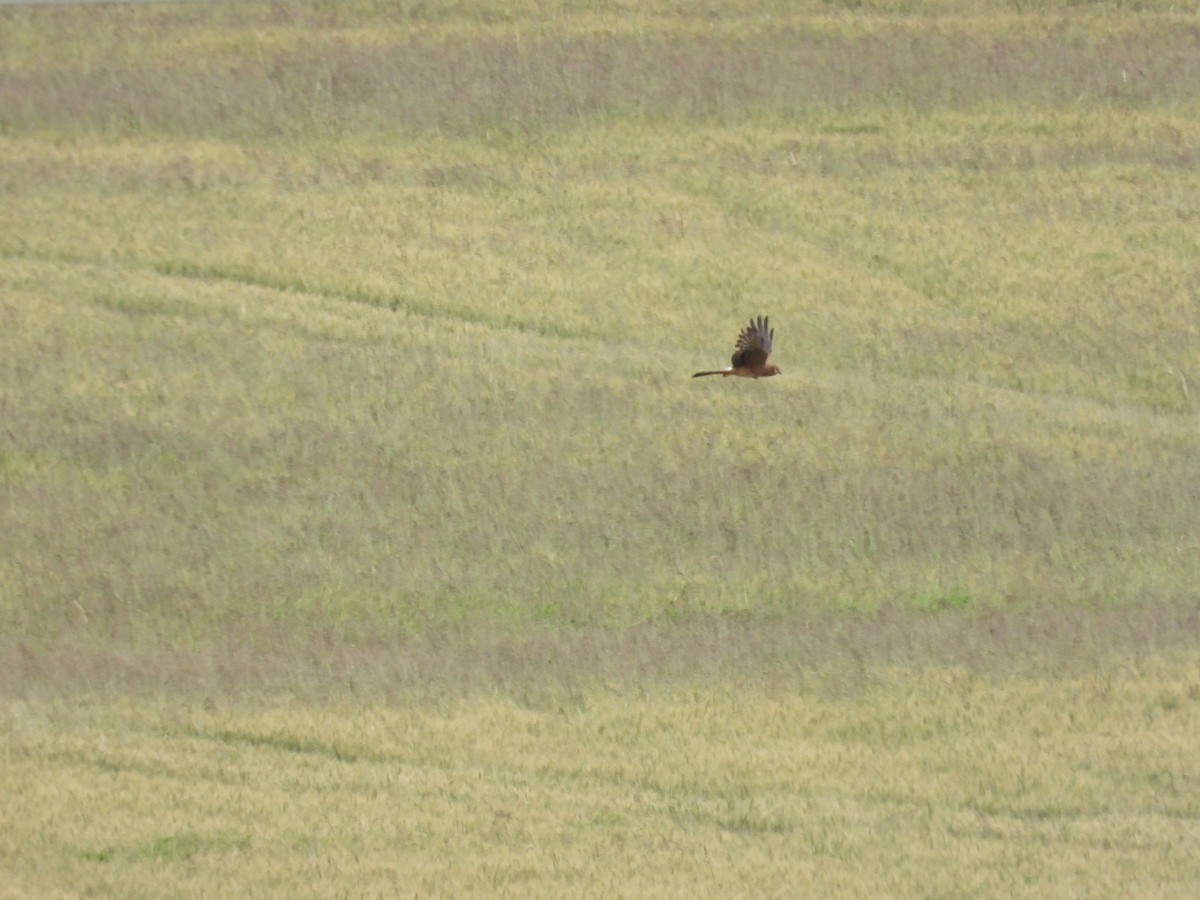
730,316,773,369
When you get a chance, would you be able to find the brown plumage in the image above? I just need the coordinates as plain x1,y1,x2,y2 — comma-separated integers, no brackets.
692,316,781,379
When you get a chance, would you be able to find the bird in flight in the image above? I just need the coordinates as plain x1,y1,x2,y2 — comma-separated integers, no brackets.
692,316,781,379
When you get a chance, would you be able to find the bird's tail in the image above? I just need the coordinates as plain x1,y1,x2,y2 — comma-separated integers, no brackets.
691,370,728,378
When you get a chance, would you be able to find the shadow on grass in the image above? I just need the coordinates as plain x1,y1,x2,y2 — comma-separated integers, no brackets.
4,597,1197,703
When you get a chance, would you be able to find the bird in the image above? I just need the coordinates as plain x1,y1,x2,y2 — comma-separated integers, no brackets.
692,316,781,379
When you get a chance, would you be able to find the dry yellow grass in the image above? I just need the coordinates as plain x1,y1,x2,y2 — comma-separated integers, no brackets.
4,660,1199,897
2,1,1200,894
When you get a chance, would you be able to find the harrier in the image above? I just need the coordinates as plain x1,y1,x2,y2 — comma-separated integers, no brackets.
692,316,781,379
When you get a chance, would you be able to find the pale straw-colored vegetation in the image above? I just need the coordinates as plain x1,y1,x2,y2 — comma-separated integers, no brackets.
1,0,1198,895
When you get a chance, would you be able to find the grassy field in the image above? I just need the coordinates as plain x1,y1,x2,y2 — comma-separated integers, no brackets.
2,0,1199,895
5,666,1198,897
